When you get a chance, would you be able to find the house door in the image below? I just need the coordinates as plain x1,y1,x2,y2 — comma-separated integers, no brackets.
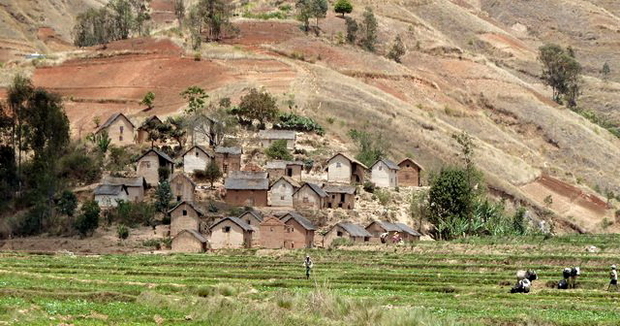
287,168,293,177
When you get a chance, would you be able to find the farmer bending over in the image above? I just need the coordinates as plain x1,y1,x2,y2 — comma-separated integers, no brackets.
304,255,314,279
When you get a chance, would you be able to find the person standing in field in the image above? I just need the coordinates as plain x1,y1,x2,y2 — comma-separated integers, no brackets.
304,255,313,279
608,265,618,292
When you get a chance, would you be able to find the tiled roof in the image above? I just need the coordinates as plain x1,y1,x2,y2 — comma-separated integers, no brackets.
280,211,316,230
210,216,254,232
337,223,372,237
94,184,127,196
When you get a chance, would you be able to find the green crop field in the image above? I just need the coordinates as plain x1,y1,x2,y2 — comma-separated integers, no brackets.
1,235,620,325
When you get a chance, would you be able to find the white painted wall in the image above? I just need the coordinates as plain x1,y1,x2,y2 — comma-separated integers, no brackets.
327,155,352,184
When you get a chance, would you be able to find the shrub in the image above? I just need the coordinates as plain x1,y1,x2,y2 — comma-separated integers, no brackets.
334,0,353,17
57,190,78,217
265,139,293,160
74,200,100,237
58,148,102,185
155,181,172,214
117,224,130,240
275,113,325,135
109,201,156,227
363,181,375,193
143,238,162,250
330,237,354,248
375,189,391,206
158,166,171,181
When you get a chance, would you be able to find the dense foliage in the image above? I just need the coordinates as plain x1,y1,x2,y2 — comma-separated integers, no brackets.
334,0,353,17
539,44,582,107
348,128,388,167
275,113,324,135
264,139,293,160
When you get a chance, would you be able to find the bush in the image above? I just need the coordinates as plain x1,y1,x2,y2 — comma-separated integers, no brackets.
264,139,293,160
108,201,156,227
57,190,78,217
274,113,324,135
74,200,100,237
143,238,162,250
117,224,130,240
375,189,391,206
363,181,375,193
330,237,354,248
58,148,102,185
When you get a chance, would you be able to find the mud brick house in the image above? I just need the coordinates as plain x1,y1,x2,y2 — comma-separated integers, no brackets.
171,229,208,252
365,220,421,243
135,149,175,186
168,201,205,236
269,176,300,207
214,146,242,175
94,184,129,208
258,129,296,150
224,171,269,207
97,113,135,146
323,223,372,247
101,176,147,202
397,158,423,187
238,210,263,245
258,216,290,249
265,160,303,181
280,212,316,249
325,153,368,184
370,159,400,188
182,145,214,174
292,182,328,210
323,184,356,209
209,216,254,249
170,173,196,202
136,116,163,144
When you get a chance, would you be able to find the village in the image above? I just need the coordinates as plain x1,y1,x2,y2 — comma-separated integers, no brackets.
91,112,425,252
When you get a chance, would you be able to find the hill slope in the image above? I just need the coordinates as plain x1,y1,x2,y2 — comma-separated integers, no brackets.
2,0,620,232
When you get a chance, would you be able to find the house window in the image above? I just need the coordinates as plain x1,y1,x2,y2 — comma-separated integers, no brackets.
176,183,182,192
364,237,370,242
196,151,199,156
280,196,285,200
182,210,187,216
337,231,343,237
120,126,124,134
247,219,251,225
336,162,342,168
177,196,181,201
379,165,383,171
119,135,123,141
223,226,231,233
145,161,151,168
407,164,410,168
303,197,309,203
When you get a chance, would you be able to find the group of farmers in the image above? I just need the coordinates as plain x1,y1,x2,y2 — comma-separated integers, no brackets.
511,265,619,293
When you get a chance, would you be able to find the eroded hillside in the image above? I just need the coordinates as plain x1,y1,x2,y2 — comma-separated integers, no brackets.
2,0,620,232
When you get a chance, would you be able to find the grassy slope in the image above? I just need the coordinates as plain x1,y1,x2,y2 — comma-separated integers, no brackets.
2,236,620,325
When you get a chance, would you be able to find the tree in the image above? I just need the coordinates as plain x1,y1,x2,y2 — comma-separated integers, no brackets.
602,62,611,80
57,190,78,217
238,88,279,127
387,35,406,63
348,128,389,167
334,0,353,17
265,139,293,160
180,86,209,114
539,44,582,107
428,166,476,240
345,17,358,44
155,181,172,214
360,7,378,52
87,130,111,153
164,116,187,147
174,0,185,28
311,0,328,28
140,91,155,110
75,200,100,236
186,0,234,45
296,0,313,32
204,160,223,188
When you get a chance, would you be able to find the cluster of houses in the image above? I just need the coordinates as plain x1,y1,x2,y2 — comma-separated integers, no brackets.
91,112,425,252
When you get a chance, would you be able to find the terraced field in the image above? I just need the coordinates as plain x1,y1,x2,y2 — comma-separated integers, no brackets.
2,235,620,325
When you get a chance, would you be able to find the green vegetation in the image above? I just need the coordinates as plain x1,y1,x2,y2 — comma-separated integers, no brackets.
265,139,293,160
237,88,279,128
117,223,130,240
204,160,223,189
105,200,156,227
57,190,78,217
276,112,324,135
140,91,155,110
539,44,582,107
296,0,328,32
73,0,152,47
74,200,100,237
348,128,389,167
334,0,353,17
570,106,620,139
187,0,235,49
387,35,406,63
601,62,611,80
345,17,358,44
155,181,172,214
361,7,378,52
180,86,209,114
3,235,620,324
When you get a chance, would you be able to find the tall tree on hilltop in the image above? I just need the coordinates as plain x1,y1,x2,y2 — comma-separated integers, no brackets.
334,0,353,17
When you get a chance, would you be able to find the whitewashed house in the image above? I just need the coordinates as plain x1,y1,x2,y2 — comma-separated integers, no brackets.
182,145,214,174
269,176,300,207
325,153,368,184
370,159,400,188
94,184,129,208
